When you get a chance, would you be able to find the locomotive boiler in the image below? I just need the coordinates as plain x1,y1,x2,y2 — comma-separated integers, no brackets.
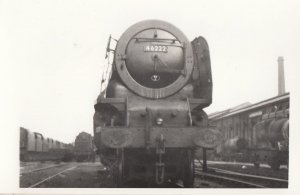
93,20,221,187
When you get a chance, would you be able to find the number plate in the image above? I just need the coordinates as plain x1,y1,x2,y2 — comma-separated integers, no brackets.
144,45,168,53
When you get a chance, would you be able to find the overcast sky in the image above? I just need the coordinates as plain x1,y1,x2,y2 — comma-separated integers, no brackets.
1,0,300,144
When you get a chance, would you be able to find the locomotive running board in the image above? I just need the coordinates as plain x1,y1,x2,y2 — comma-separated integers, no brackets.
188,98,211,110
94,97,126,111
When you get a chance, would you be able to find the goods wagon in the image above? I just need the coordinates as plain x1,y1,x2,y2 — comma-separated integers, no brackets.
20,127,73,162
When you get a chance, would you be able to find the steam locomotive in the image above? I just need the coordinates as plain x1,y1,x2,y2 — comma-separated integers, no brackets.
251,109,289,169
74,132,95,162
93,20,221,187
211,95,289,170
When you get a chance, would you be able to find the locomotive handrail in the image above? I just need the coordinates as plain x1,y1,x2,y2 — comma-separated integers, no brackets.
101,35,116,94
105,35,118,59
134,37,180,43
134,37,184,48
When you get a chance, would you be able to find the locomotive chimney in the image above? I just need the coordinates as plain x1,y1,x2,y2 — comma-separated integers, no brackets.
277,56,286,95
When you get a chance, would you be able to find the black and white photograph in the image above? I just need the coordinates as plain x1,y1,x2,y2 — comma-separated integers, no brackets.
1,0,300,194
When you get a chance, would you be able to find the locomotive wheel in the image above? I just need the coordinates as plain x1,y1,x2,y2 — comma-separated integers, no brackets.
182,150,194,187
113,149,124,187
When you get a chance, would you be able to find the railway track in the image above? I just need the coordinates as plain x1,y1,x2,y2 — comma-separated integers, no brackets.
20,161,288,188
28,165,78,188
204,161,288,179
21,163,65,175
195,166,288,188
20,162,79,188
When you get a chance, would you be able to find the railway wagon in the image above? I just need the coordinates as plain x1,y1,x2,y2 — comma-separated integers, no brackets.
34,132,44,152
93,20,222,187
42,136,49,152
74,132,94,162
47,138,55,150
20,127,36,161
20,127,72,162
209,93,289,169
20,128,49,161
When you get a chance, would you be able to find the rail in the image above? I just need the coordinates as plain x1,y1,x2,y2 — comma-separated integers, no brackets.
195,166,288,188
28,166,78,188
21,164,65,175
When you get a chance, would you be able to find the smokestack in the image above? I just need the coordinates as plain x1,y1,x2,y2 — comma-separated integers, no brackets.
278,56,286,95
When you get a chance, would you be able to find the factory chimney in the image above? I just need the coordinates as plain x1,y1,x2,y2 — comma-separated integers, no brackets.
278,56,286,95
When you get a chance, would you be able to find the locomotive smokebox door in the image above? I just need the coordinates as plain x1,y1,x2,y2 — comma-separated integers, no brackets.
115,20,194,99
126,29,184,88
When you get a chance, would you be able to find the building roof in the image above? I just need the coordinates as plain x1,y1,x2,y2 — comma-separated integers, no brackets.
209,93,289,120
